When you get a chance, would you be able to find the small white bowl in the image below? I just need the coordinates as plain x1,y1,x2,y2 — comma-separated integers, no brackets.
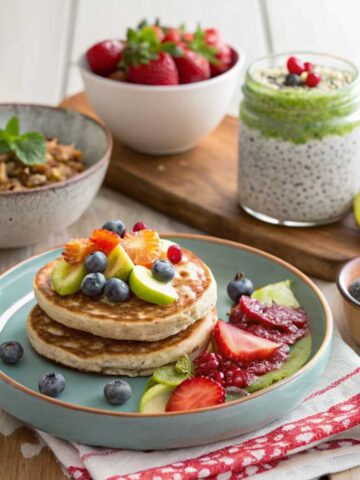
79,48,244,155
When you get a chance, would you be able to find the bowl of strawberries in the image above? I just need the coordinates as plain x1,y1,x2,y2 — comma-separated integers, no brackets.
80,20,244,155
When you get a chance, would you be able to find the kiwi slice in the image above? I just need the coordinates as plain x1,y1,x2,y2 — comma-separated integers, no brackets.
52,259,86,296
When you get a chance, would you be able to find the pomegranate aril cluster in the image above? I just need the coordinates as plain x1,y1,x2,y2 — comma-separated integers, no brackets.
285,56,321,88
194,352,249,388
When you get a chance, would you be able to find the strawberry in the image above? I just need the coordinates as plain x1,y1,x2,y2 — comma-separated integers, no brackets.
149,25,165,42
127,52,179,85
166,377,225,412
122,229,160,267
163,28,182,44
210,43,233,76
90,229,120,254
86,40,123,76
204,28,221,46
120,27,180,85
213,320,280,362
62,238,96,265
174,49,210,84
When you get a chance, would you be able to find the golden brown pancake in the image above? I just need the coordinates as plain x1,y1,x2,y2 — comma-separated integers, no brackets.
34,247,217,341
27,305,217,376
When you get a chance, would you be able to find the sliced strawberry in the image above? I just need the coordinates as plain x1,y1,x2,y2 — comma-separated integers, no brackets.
122,229,160,268
90,229,120,254
213,320,280,362
166,377,225,412
62,238,96,264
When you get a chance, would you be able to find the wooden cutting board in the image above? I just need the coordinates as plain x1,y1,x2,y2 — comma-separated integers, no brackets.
60,92,360,281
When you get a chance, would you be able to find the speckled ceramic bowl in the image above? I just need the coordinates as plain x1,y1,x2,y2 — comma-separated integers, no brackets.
0,105,112,248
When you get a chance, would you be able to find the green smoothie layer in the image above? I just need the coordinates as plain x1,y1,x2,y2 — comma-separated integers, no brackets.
240,65,360,143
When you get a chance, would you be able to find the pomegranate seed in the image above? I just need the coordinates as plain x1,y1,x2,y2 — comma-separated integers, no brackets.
306,72,321,88
304,61,313,72
167,244,182,264
287,56,304,75
133,222,147,232
210,371,225,385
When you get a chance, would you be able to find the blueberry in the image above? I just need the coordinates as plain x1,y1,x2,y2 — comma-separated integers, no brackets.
81,273,106,297
284,73,301,87
84,251,107,273
349,278,360,303
104,380,132,405
152,260,176,283
104,278,130,303
39,372,66,398
227,273,254,303
0,341,24,364
102,220,126,237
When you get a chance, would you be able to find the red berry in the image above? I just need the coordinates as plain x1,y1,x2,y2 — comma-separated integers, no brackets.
149,25,165,42
304,62,313,72
174,49,211,84
211,43,233,76
86,40,123,76
306,72,321,88
133,222,147,232
167,244,182,264
204,28,221,46
224,366,247,388
163,28,182,44
287,56,304,75
210,371,225,385
127,51,179,86
166,377,225,412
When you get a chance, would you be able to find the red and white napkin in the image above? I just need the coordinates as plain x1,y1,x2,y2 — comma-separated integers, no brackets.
34,327,360,480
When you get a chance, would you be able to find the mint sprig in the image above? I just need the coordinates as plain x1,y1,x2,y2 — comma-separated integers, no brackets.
0,116,46,165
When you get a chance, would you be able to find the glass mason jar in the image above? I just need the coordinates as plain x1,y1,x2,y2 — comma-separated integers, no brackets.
239,52,360,226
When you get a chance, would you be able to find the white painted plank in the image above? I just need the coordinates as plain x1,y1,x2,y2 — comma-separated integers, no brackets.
66,0,268,114
266,0,360,65
0,0,74,104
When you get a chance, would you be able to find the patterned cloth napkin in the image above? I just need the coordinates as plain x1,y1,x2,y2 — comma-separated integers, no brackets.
30,327,359,480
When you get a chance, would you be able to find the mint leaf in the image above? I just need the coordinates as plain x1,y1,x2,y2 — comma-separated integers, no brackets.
0,139,11,154
175,355,194,376
5,116,20,137
12,132,46,165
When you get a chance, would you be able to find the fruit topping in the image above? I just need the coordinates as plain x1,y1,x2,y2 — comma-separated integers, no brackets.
252,279,300,307
84,251,107,273
104,244,134,281
213,320,280,362
123,229,160,268
86,40,123,76
167,244,182,264
102,219,126,238
165,377,225,412
306,72,321,88
0,341,24,364
284,73,301,87
62,238,96,265
152,259,176,282
139,384,175,413
304,61,313,72
52,259,86,296
133,221,147,232
104,278,130,303
239,296,308,331
227,272,254,303
349,278,360,303
286,56,304,75
90,229,120,255
129,265,178,305
104,380,132,405
81,272,106,297
39,372,65,398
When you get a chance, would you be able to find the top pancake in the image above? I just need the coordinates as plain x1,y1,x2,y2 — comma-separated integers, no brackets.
34,247,217,341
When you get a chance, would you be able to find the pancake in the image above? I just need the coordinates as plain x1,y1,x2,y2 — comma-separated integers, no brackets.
34,247,217,341
27,305,217,376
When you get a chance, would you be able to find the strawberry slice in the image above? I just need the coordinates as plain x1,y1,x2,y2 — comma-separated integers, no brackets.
165,377,225,412
122,229,160,268
90,229,120,254
62,238,96,264
213,320,280,362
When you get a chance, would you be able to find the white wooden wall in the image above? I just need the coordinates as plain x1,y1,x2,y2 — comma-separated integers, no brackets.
1,0,360,109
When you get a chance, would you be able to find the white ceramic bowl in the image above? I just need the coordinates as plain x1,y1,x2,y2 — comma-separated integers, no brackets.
0,105,112,248
79,49,244,155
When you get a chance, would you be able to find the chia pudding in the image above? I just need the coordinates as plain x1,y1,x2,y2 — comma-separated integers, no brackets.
239,52,360,226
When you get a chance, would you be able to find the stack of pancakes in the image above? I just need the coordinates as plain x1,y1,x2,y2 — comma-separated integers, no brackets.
27,247,217,376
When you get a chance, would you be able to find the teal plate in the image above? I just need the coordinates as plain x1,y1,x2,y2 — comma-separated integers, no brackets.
0,234,333,449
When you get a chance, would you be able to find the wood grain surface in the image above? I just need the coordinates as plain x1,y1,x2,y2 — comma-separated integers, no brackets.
60,93,360,282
